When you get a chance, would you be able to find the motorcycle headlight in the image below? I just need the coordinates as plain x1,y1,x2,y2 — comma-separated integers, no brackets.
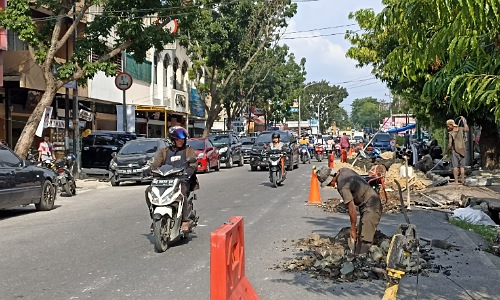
197,153,205,159
109,159,117,170
219,147,228,153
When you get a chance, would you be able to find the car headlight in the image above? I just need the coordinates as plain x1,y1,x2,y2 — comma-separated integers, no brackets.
219,147,228,153
109,159,117,170
197,153,205,159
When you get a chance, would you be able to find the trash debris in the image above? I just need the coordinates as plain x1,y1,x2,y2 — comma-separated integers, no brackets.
277,228,436,282
452,207,497,226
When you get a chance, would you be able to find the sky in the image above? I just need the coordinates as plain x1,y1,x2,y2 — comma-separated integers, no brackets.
282,0,389,115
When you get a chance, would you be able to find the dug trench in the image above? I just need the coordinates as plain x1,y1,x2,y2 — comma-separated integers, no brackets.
275,228,451,283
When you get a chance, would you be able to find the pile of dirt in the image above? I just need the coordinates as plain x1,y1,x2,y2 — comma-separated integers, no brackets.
277,228,436,282
321,196,402,214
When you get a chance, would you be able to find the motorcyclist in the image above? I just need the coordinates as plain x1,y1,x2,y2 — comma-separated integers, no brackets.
298,134,312,160
267,132,287,176
145,126,198,232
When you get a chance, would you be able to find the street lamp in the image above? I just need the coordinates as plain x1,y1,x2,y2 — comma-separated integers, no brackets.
298,82,320,137
317,94,333,134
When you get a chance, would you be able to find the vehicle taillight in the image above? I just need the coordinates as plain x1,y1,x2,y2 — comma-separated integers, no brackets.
57,168,65,175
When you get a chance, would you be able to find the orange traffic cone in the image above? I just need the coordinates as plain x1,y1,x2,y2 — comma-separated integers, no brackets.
306,166,322,206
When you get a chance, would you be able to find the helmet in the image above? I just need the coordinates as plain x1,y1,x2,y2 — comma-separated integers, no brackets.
66,154,76,164
271,132,280,139
169,126,189,141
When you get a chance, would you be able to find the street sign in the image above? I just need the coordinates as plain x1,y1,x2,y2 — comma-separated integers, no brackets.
115,72,133,90
289,108,298,113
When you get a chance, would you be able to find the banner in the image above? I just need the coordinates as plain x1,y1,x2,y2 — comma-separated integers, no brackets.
190,88,205,117
35,107,53,137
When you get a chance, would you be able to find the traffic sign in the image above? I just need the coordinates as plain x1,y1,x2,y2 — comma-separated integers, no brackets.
289,107,298,113
115,72,133,90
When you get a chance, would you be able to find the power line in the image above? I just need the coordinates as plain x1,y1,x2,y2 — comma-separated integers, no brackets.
283,24,357,35
281,30,360,40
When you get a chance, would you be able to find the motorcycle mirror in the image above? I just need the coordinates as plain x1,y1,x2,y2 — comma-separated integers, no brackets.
186,157,197,164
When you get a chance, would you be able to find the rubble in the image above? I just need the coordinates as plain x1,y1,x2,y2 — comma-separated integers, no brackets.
277,228,437,283
321,197,402,214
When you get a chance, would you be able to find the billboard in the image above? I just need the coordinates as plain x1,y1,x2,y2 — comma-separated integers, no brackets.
190,88,205,118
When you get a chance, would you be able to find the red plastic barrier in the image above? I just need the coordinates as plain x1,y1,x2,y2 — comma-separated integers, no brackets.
210,216,259,300
328,153,335,168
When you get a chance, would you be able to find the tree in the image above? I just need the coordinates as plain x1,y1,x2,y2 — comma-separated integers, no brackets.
178,0,297,136
351,97,389,129
346,0,500,168
0,0,196,157
300,81,349,133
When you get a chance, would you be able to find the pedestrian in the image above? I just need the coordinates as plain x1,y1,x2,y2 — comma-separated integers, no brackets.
316,166,383,255
38,134,55,162
446,116,469,184
415,149,433,173
404,131,410,149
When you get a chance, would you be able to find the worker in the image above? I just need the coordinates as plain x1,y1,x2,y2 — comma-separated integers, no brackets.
316,166,383,254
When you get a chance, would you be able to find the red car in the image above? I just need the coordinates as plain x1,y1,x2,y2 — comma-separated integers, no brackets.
187,138,220,173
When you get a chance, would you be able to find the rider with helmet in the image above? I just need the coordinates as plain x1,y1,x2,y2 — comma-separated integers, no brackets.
146,126,199,232
298,134,312,160
268,132,287,176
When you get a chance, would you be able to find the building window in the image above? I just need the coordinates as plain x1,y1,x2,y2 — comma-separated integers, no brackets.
153,54,158,84
7,31,28,51
125,54,152,83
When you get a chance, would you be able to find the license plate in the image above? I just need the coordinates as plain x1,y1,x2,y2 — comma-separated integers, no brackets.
152,179,175,186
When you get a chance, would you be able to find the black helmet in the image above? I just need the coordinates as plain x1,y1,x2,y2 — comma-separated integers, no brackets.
272,132,280,139
169,126,189,141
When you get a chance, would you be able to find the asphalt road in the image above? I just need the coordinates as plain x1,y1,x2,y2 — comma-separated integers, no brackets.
1,160,499,300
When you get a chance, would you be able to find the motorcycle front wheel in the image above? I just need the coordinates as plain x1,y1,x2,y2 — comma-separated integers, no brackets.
153,216,172,252
271,171,278,188
62,181,72,196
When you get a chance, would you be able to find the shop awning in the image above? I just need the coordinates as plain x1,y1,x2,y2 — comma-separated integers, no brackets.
387,123,416,133
134,105,172,112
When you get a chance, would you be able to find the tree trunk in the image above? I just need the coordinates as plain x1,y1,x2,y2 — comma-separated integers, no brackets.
14,85,58,159
478,119,500,169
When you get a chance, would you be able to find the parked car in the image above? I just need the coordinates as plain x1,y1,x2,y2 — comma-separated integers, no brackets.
240,137,256,164
249,131,299,171
187,138,220,173
0,144,57,211
108,138,168,186
368,133,392,151
82,131,137,169
207,132,243,168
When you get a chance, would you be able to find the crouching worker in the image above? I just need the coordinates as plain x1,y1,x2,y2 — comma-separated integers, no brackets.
316,166,383,254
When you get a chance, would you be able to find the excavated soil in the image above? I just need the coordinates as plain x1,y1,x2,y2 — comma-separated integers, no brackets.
277,228,438,283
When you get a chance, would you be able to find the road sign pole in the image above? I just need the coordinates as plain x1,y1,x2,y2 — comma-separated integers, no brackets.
123,89,127,132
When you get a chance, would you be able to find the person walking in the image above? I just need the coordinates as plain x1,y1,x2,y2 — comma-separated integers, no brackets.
316,166,382,255
447,116,469,184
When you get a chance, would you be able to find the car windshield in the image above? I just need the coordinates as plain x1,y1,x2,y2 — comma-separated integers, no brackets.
374,134,391,142
187,140,205,150
208,135,229,146
119,141,158,155
255,132,290,144
241,138,255,145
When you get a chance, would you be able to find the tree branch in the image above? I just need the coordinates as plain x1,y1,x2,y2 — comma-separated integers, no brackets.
53,1,92,55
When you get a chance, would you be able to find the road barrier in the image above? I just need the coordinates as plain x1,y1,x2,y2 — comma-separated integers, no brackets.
306,166,322,205
210,216,259,300
328,153,335,168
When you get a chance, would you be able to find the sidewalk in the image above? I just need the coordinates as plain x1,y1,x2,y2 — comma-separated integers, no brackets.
75,178,111,191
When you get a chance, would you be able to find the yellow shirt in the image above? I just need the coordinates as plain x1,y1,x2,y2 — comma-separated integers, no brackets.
299,138,309,145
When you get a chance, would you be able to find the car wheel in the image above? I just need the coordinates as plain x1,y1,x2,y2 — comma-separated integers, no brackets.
35,180,56,211
251,165,257,171
238,154,244,166
110,175,120,186
226,156,233,168
215,159,220,171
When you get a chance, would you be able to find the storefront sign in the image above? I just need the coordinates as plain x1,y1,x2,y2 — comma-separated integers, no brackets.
190,88,205,118
48,119,65,128
79,109,94,122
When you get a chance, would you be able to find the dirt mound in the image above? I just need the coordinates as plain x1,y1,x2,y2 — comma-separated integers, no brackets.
277,228,436,283
321,196,402,214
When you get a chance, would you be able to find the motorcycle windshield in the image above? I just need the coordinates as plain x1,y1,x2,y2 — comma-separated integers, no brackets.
155,165,183,177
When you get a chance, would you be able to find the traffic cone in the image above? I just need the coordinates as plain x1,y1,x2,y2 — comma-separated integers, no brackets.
306,166,322,206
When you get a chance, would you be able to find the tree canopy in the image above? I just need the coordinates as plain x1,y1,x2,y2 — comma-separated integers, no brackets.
351,97,389,129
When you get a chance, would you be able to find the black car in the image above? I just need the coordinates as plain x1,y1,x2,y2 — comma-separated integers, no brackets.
240,137,256,163
207,132,243,168
369,133,392,151
108,138,169,186
0,144,57,211
82,131,137,169
249,131,299,171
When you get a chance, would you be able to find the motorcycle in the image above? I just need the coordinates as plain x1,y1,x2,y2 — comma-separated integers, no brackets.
299,144,310,164
266,149,286,188
314,143,325,162
39,155,76,196
147,158,199,252
335,144,341,158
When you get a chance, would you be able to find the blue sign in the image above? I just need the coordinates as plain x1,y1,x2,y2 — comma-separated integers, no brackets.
289,108,298,113
309,119,319,126
190,88,205,118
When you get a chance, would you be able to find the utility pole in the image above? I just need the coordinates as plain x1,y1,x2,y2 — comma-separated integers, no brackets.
72,1,81,175
299,82,320,136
